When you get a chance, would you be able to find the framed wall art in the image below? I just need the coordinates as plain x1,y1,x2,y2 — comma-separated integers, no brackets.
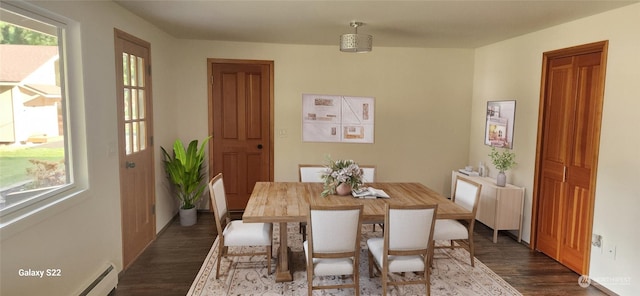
485,100,516,149
302,94,374,143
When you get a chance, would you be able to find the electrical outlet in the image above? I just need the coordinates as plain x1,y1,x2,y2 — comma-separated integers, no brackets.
605,245,616,260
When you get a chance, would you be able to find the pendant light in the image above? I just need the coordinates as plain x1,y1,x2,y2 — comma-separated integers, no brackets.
340,21,372,53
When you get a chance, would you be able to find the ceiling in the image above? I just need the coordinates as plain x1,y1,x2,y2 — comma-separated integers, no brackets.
114,0,637,48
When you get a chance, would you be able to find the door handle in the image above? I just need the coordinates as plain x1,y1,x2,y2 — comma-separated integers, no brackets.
126,161,136,169
257,144,263,149
562,166,567,182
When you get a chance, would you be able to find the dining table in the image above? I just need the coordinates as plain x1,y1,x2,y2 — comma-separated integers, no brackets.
242,182,473,282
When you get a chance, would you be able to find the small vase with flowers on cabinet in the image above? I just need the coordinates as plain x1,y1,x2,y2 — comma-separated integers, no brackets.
488,147,516,187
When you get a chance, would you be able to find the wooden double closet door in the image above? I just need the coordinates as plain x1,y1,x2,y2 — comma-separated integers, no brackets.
533,41,607,275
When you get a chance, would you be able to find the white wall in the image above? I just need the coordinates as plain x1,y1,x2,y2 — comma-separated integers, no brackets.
173,41,475,195
0,1,474,294
0,1,178,295
470,3,640,294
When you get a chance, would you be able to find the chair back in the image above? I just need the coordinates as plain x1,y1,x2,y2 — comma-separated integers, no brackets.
387,204,438,251
308,205,363,253
452,176,482,215
299,164,326,182
299,164,376,183
360,165,376,183
208,173,228,235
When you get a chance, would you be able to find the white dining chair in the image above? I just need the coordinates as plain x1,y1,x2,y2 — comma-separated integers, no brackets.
432,176,482,267
299,164,327,183
298,164,379,236
208,173,272,278
304,204,363,296
299,164,375,183
360,165,376,183
358,165,382,232
298,164,327,241
367,203,438,296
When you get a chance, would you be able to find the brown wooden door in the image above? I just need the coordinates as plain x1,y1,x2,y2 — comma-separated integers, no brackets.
534,41,607,274
115,29,156,268
208,59,273,211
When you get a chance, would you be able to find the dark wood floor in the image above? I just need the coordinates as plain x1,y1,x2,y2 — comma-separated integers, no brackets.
115,211,606,296
114,212,215,296
472,225,606,296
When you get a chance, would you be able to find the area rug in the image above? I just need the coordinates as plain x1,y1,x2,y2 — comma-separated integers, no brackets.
187,224,522,296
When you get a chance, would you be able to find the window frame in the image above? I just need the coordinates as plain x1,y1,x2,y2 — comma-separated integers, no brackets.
0,1,87,228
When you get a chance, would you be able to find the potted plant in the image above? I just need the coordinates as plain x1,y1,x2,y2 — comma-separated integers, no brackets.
320,158,364,197
161,137,211,226
488,147,516,187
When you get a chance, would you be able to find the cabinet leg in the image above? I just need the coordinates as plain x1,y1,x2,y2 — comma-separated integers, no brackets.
493,229,498,243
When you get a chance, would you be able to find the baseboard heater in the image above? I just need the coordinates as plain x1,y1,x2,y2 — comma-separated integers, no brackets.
79,263,118,296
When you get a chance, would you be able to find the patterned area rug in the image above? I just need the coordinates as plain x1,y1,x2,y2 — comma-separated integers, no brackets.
188,224,521,296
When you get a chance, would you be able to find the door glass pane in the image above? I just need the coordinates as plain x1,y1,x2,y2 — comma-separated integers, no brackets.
123,53,129,86
124,88,131,120
137,56,145,87
139,121,146,151
130,55,137,87
131,88,138,120
125,122,131,155
132,122,139,153
138,89,145,119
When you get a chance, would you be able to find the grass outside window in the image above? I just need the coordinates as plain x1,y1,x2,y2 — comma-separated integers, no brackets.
0,146,65,189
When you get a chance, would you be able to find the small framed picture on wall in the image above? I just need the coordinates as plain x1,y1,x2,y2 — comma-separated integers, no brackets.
485,100,516,149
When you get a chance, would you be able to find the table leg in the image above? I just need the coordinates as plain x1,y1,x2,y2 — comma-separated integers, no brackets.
274,222,293,282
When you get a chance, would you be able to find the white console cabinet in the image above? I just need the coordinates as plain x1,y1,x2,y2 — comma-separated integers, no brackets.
452,171,524,243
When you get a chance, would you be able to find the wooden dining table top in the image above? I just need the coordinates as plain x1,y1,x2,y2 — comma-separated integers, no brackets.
243,182,473,224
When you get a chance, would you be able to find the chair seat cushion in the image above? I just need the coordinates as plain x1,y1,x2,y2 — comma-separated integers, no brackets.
303,241,354,276
367,238,425,273
223,221,272,246
433,219,468,240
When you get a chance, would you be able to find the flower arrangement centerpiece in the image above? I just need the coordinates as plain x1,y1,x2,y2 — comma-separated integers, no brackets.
321,158,364,197
488,147,516,187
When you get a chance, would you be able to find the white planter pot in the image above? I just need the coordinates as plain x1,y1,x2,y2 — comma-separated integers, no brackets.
179,207,197,226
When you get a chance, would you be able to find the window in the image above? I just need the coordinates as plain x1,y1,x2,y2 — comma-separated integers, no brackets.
0,2,84,223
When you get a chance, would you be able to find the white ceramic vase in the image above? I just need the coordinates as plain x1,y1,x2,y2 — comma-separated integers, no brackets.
496,171,507,187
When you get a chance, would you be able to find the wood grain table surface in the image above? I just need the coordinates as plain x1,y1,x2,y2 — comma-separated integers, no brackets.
242,182,473,282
